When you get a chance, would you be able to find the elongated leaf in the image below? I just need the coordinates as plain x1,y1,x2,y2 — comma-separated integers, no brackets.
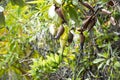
80,1,94,12
93,58,105,64
98,62,104,70
26,0,44,4
10,0,25,7
68,5,78,22
88,17,97,32
80,32,85,50
110,16,116,26
0,6,5,26
97,53,109,58
55,25,64,39
0,13,5,26
101,9,111,15
106,59,110,65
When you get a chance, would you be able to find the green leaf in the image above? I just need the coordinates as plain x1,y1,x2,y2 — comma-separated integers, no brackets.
26,0,44,4
114,61,120,68
114,12,120,20
0,12,5,26
77,67,85,77
102,0,109,2
0,6,5,26
106,59,110,65
93,58,105,64
97,53,109,59
41,5,51,12
0,69,5,77
98,62,104,70
10,0,25,7
68,5,78,22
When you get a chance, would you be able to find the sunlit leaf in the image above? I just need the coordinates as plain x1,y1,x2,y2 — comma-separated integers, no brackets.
68,53,75,60
98,62,104,70
97,53,109,59
0,41,8,54
59,25,69,48
26,0,44,4
93,58,105,64
0,0,119,79
0,6,4,12
114,61,120,68
48,5,56,18
106,59,110,65
10,0,25,7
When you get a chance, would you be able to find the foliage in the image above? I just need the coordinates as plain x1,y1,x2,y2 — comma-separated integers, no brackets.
0,0,120,80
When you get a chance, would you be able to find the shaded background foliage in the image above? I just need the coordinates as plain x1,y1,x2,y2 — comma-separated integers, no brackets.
0,0,120,80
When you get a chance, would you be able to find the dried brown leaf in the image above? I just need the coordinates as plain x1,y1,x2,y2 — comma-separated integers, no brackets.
101,9,112,15
54,4,67,24
55,25,64,39
80,32,85,50
80,1,94,12
82,16,92,31
107,0,114,6
110,16,116,26
68,31,74,44
88,17,97,32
